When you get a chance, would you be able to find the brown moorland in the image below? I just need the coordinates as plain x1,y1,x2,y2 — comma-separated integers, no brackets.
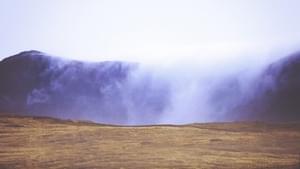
0,115,300,169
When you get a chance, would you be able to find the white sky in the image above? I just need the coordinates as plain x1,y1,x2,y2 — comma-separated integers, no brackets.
1,0,300,64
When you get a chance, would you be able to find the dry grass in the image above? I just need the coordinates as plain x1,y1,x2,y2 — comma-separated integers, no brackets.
0,115,300,169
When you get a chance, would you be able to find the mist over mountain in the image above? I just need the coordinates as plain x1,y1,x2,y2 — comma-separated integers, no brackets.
0,50,300,124
238,52,300,121
0,51,169,124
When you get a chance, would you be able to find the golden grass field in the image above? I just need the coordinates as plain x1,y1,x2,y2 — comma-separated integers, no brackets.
0,115,300,169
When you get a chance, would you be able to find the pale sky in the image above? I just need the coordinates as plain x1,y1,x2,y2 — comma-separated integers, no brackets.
1,0,300,64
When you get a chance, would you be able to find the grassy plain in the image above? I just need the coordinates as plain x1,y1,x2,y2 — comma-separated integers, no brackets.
0,115,300,169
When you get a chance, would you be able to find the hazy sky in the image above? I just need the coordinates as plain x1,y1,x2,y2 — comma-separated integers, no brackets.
1,0,300,63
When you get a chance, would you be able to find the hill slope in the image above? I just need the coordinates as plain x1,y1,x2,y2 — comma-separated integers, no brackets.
0,115,299,169
2,50,300,123
0,51,169,124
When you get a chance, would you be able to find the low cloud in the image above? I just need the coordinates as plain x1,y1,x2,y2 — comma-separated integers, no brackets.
1,48,300,124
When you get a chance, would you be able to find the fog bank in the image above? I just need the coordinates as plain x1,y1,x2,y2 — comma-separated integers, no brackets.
1,48,300,124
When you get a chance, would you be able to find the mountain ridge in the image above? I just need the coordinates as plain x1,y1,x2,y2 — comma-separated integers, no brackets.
1,50,300,123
